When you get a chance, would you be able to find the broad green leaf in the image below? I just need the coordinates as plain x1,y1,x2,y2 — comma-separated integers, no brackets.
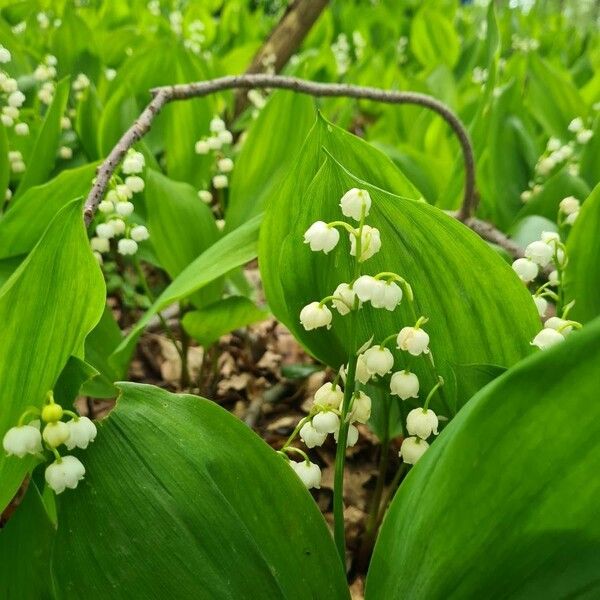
15,78,71,198
145,169,221,306
0,484,55,599
52,383,349,599
0,163,98,259
579,114,600,189
366,316,600,599
111,214,261,369
525,55,587,138
260,118,539,413
182,296,269,347
54,357,98,408
410,8,460,70
225,91,316,231
0,199,105,512
260,114,422,330
564,183,600,323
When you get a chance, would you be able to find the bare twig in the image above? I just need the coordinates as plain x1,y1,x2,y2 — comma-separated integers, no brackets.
233,0,329,119
84,74,477,226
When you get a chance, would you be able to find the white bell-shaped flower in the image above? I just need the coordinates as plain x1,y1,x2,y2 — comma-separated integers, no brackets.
559,196,580,215
213,174,228,189
219,130,233,145
339,188,371,221
90,237,110,253
332,282,359,315
397,327,430,356
217,158,234,173
371,281,402,311
118,238,138,256
525,241,553,267
96,222,115,239
406,408,439,439
544,316,573,336
334,423,359,447
355,353,372,384
115,201,134,217
568,118,583,133
576,129,593,144
65,417,97,450
512,258,538,283
45,455,86,494
98,200,114,214
110,218,126,236
198,190,213,203
131,225,150,242
350,225,381,262
531,328,564,350
303,221,340,254
353,275,385,304
533,296,548,317
349,391,371,424
548,270,559,287
194,140,210,155
125,175,145,193
565,211,578,226
300,302,332,330
210,116,226,133
3,425,42,457
314,383,343,409
290,460,321,489
299,421,327,448
42,421,70,448
390,370,419,400
115,184,133,201
207,136,222,150
362,346,394,376
400,436,429,465
312,411,340,434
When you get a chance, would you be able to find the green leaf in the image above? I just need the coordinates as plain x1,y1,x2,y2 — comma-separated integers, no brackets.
0,199,105,512
225,91,316,231
111,214,261,369
260,118,539,413
145,169,221,306
410,8,460,70
51,383,349,599
0,484,55,599
0,163,98,259
366,317,600,599
182,296,268,347
564,183,600,323
0,123,8,204
15,77,71,198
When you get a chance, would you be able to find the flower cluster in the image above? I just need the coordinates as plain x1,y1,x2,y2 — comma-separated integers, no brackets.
511,209,582,349
281,188,446,489
91,149,149,261
0,47,28,135
2,392,97,494
194,115,234,202
520,117,593,204
34,54,58,105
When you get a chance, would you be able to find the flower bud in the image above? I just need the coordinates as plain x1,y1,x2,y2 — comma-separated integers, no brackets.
98,200,114,214
568,117,583,133
195,140,210,154
339,188,371,221
400,436,429,465
210,116,226,133
65,417,97,450
349,391,371,424
531,328,564,350
397,327,430,356
390,370,419,400
511,258,538,283
312,411,340,434
58,146,72,160
8,90,25,108
3,425,42,457
207,136,222,150
115,201,134,217
131,225,149,242
96,222,115,239
217,158,234,173
406,408,438,439
45,455,85,494
548,270,559,287
116,184,133,201
42,421,70,448
41,403,63,423
565,211,578,226
303,221,340,254
118,238,138,256
350,225,381,262
110,218,126,236
219,130,233,145
332,282,359,315
362,346,394,376
122,150,145,174
198,190,213,203
290,460,321,489
299,302,332,331
14,122,29,136
576,129,593,144
559,196,580,215
314,383,343,409
524,241,553,267
90,237,110,253
213,174,228,189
